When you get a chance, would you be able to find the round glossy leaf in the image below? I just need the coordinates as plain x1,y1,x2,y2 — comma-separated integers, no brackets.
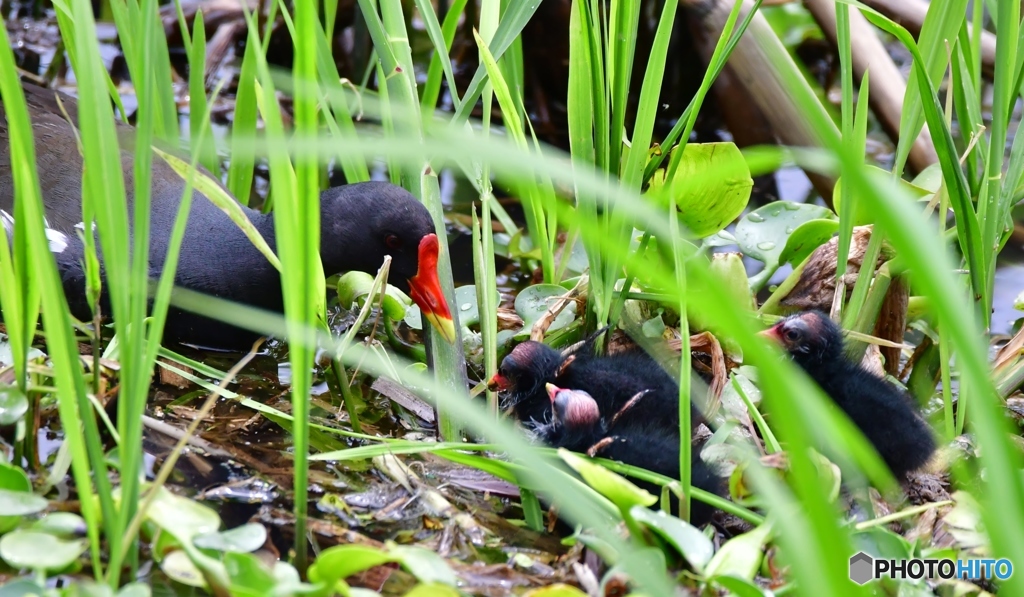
144,487,221,543
193,523,267,553
223,551,276,593
629,506,714,571
307,544,394,586
703,523,772,580
0,386,28,426
116,583,152,597
514,284,577,336
0,489,47,516
646,142,753,237
0,462,31,491
31,512,87,538
388,544,458,586
337,271,412,320
777,218,839,267
0,580,46,597
160,549,207,589
735,202,834,268
558,450,656,510
0,530,86,571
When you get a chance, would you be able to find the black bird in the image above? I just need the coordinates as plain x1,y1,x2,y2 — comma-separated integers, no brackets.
487,338,705,432
760,310,936,478
539,384,722,526
0,82,454,348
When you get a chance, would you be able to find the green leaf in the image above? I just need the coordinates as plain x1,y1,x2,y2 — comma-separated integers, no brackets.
338,271,413,321
777,219,840,267
194,523,268,553
559,449,657,510
736,201,835,288
629,506,714,571
142,486,221,543
223,551,278,596
0,529,87,571
522,584,589,597
160,549,208,589
403,583,461,597
31,512,87,538
0,488,47,516
514,284,578,337
646,142,753,237
710,575,771,597
703,523,772,580
0,580,46,597
0,386,29,426
388,543,458,586
307,544,394,587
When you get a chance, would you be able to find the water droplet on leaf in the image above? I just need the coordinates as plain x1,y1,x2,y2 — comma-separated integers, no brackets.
747,213,765,223
757,241,776,251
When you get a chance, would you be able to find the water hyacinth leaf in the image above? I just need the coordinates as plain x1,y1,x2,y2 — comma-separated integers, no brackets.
142,486,221,543
0,530,87,571
736,202,834,285
0,386,28,426
116,583,152,597
0,580,47,597
703,522,772,580
629,506,714,571
522,584,589,597
559,449,657,510
193,523,268,553
0,334,44,368
777,219,840,267
689,252,754,333
0,462,30,491
645,142,752,238
307,544,394,586
160,549,208,589
223,551,277,594
851,527,912,561
515,284,578,336
0,488,47,516
338,271,413,321
31,512,87,538
834,165,933,226
710,575,771,597
388,543,458,586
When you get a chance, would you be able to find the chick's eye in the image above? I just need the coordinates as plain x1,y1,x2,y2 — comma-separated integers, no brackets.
784,328,801,342
385,234,402,250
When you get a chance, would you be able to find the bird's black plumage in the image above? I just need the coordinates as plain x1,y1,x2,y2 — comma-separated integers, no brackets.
763,310,936,477
0,82,448,348
489,338,706,433
539,385,722,526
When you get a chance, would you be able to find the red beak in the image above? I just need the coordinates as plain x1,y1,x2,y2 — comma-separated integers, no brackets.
407,234,456,343
545,383,563,402
759,325,783,344
488,373,510,392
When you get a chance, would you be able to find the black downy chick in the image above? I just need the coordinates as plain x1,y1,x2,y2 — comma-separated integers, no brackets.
540,384,722,526
488,338,706,433
761,310,936,478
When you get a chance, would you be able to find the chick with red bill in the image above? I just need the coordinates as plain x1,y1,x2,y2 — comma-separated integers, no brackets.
488,339,706,434
760,310,936,478
539,383,723,526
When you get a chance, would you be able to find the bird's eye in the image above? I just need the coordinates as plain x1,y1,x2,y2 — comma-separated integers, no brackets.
784,328,801,342
385,234,402,250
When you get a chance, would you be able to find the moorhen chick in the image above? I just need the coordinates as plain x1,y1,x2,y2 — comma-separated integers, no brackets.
0,82,454,348
760,310,936,478
487,338,705,433
539,384,722,526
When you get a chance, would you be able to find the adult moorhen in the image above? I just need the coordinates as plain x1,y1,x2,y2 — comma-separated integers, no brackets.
487,338,705,433
0,82,454,348
760,310,936,478
539,384,722,526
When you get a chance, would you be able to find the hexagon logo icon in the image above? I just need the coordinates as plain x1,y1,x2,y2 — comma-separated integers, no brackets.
849,551,874,585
